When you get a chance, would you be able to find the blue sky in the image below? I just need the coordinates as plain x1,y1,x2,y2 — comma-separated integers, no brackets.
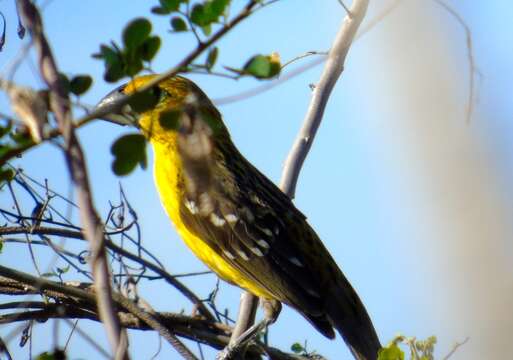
1,1,513,359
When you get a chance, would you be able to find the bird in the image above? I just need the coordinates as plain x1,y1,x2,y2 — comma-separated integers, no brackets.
98,75,381,360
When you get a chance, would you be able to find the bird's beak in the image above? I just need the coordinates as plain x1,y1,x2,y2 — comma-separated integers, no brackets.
96,84,138,127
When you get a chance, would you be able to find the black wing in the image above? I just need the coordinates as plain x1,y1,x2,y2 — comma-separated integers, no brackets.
175,105,328,317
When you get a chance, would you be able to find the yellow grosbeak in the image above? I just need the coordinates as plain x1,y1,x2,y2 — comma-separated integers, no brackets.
98,75,381,359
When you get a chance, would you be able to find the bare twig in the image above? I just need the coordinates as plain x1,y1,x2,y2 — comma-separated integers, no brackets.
432,0,479,123
0,224,216,321
15,1,126,357
62,319,111,359
214,0,402,106
280,0,369,198
227,0,370,355
0,274,307,359
442,337,469,360
0,265,197,359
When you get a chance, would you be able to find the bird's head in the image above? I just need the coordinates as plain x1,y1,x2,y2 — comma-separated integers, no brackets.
97,75,228,143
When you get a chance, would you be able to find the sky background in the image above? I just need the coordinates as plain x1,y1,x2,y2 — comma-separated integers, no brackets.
1,0,513,359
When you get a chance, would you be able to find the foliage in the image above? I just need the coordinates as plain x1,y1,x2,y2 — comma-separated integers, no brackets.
378,335,437,360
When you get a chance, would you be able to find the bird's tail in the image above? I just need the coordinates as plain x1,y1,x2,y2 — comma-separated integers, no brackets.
326,279,381,360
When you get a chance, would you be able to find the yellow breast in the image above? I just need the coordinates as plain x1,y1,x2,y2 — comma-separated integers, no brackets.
151,140,273,299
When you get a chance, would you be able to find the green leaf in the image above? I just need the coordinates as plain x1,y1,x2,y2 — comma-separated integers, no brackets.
159,110,181,130
57,73,70,95
160,0,181,11
151,6,171,15
208,0,230,19
139,36,161,61
36,349,65,360
9,129,33,146
200,24,212,36
69,75,93,96
206,47,218,70
123,18,152,49
105,62,125,82
241,53,281,79
0,122,13,138
36,352,55,360
378,343,405,360
93,44,125,82
57,265,70,274
127,88,162,113
191,4,207,26
0,240,3,253
191,0,229,26
126,60,144,77
93,44,119,64
0,168,15,184
245,55,270,78
111,134,147,176
171,17,188,32
0,144,11,159
290,343,304,354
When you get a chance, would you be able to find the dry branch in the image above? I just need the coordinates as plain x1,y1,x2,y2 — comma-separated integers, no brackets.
228,0,370,356
15,0,129,357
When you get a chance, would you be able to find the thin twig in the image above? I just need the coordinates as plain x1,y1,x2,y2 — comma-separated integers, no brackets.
432,0,478,123
213,0,402,106
442,337,469,360
0,224,216,321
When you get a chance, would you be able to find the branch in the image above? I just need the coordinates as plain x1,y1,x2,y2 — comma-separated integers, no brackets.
15,1,128,358
55,0,262,131
432,0,478,123
0,224,215,321
229,0,370,350
279,0,369,198
0,273,307,360
0,0,264,165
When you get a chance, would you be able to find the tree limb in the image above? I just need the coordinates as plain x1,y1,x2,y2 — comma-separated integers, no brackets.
280,0,369,198
229,0,370,354
0,273,308,360
0,224,215,321
15,1,129,358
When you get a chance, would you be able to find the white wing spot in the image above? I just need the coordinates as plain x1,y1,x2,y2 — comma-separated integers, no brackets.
225,214,238,223
198,193,214,214
261,228,273,237
237,250,250,261
223,250,235,260
289,257,303,267
185,199,198,214
273,226,280,235
250,247,264,257
210,213,226,227
256,239,270,249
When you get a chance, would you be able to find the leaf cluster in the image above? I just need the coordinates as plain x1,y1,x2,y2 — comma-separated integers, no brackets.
93,17,161,82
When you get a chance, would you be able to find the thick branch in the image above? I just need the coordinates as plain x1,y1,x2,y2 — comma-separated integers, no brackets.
280,0,369,198
0,274,306,360
15,1,128,358
230,0,370,348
